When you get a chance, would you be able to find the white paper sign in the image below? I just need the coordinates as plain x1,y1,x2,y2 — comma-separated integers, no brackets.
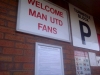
74,51,91,75
96,56,100,66
17,0,70,42
69,3,99,51
35,43,64,75
88,52,97,66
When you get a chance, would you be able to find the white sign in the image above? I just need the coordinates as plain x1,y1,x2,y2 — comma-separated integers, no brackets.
35,42,64,75
74,51,91,75
88,52,97,66
17,0,70,42
69,4,99,51
96,56,100,66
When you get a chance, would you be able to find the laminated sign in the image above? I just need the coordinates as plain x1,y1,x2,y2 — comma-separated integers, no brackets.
74,51,91,75
17,0,70,42
69,4,99,51
35,43,64,75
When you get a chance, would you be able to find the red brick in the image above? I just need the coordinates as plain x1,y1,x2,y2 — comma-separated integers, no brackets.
23,63,34,70
15,63,22,69
0,19,5,26
0,2,8,8
66,71,72,74
0,7,7,14
0,32,4,39
0,72,10,75
16,33,34,38
9,0,18,6
64,60,71,64
0,47,3,53
66,54,74,59
13,72,32,75
14,56,33,62
5,34,25,42
70,50,74,55
63,49,71,54
0,40,14,47
0,0,9,3
15,43,33,49
8,21,16,28
0,14,16,22
26,38,35,44
8,63,14,69
0,2,16,10
0,56,12,62
0,63,8,70
24,50,34,56
3,48,23,55
0,26,15,34
9,10,17,16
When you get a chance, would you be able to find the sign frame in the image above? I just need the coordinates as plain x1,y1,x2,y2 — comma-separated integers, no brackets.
69,3,99,51
88,52,97,66
35,42,64,75
16,0,71,42
74,51,91,75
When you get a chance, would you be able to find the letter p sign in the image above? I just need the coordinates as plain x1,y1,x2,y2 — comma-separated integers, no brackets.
79,20,91,45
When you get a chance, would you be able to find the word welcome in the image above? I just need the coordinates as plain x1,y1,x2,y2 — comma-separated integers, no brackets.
28,0,63,18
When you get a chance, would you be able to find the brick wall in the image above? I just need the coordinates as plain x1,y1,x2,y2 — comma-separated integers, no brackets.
0,0,100,75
